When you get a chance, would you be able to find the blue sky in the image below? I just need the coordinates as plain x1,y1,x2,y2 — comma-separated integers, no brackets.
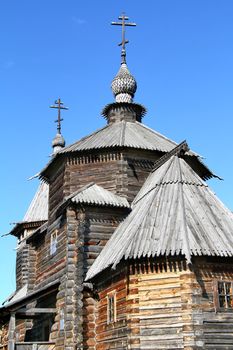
1,0,233,303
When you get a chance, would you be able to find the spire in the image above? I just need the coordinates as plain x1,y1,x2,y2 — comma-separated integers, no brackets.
102,14,146,123
111,13,137,103
50,98,68,154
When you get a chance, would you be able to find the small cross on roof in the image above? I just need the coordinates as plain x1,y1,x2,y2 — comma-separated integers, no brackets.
50,98,68,135
111,13,136,64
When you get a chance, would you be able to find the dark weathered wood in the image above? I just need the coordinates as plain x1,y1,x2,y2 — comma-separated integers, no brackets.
8,313,15,350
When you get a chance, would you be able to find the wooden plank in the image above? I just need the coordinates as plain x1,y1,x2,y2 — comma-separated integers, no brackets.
8,313,15,350
17,308,57,314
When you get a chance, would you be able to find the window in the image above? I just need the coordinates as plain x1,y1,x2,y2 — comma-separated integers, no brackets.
217,281,233,309
107,292,116,323
50,230,57,255
60,309,64,331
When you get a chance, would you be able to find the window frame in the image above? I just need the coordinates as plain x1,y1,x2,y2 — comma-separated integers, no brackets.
50,230,58,256
214,280,233,311
107,291,117,324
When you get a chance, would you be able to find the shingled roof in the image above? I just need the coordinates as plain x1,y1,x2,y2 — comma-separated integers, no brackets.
86,148,233,280
66,182,130,209
60,121,184,153
23,181,49,222
9,181,49,237
40,120,216,181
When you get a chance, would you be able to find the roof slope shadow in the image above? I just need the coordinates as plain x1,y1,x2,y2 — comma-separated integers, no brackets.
86,144,233,280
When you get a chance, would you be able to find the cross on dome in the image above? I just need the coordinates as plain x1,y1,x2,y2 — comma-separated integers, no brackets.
110,13,138,103
50,98,68,135
111,13,136,64
50,98,68,154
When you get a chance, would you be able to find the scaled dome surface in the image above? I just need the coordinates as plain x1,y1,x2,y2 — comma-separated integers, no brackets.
111,63,137,103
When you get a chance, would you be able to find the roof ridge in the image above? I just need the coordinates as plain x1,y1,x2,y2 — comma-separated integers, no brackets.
133,142,190,206
119,121,126,146
177,156,191,263
133,157,174,206
152,140,189,173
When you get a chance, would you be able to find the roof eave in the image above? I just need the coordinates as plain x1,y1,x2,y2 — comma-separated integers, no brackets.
0,280,60,314
9,220,47,238
39,137,218,183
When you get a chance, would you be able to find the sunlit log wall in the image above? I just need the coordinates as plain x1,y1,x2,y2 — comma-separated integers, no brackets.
92,257,233,349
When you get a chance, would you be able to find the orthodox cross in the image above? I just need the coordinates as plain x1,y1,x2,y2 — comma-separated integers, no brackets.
50,98,68,135
111,13,136,63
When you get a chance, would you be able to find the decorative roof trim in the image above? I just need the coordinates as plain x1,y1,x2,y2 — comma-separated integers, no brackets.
102,102,147,120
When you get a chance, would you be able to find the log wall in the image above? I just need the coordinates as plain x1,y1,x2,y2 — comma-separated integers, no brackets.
83,208,128,272
94,258,233,350
60,149,158,207
95,268,128,350
16,242,30,291
34,216,67,289
127,261,185,350
81,207,129,350
194,260,233,349
49,164,65,219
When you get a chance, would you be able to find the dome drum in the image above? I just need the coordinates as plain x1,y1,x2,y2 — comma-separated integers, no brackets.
102,102,147,124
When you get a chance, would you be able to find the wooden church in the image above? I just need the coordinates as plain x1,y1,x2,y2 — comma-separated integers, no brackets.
1,14,233,350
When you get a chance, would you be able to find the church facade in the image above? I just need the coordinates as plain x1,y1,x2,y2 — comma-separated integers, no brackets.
1,15,233,350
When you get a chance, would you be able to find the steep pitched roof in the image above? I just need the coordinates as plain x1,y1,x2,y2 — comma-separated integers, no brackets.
86,153,233,280
9,181,49,237
66,182,130,208
23,181,49,222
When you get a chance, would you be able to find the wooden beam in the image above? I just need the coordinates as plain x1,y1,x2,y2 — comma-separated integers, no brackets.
8,313,15,350
17,307,57,315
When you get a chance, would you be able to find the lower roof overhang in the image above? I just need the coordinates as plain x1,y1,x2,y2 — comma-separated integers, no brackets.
0,280,60,321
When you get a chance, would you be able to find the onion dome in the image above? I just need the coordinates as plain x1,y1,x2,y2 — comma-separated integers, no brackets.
52,133,65,154
111,63,137,103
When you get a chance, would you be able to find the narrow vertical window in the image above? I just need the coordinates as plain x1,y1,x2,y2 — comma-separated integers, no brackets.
60,309,64,331
107,292,116,323
50,230,57,255
217,281,233,309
